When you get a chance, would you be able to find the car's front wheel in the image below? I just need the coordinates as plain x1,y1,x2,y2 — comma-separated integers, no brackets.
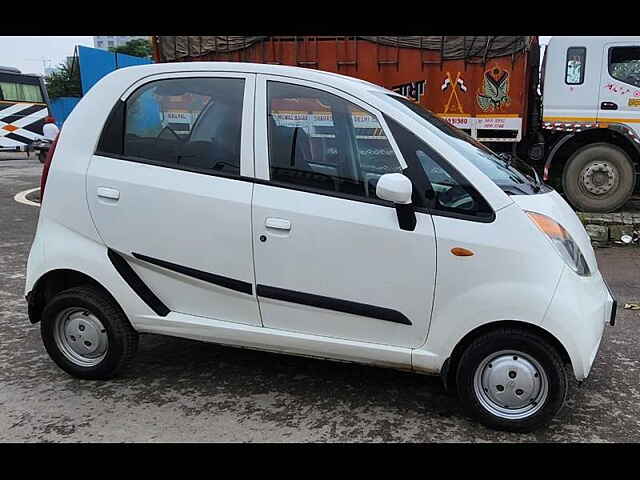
40,285,139,379
456,328,568,432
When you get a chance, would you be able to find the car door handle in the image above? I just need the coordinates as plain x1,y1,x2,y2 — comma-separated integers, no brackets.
97,187,120,200
601,101,618,110
265,218,291,231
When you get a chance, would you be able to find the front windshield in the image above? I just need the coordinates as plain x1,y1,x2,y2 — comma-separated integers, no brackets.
385,95,546,195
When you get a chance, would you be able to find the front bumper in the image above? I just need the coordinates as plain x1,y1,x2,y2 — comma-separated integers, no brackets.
542,267,614,381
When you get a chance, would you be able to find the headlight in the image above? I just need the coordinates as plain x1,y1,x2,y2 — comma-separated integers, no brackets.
526,211,591,276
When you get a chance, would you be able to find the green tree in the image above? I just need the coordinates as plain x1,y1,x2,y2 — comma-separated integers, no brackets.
44,58,81,99
109,38,152,58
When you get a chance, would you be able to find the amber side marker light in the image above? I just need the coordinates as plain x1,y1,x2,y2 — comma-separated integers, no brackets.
451,247,474,257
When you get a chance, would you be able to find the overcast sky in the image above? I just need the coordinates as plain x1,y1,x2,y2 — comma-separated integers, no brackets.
0,36,553,76
0,36,94,75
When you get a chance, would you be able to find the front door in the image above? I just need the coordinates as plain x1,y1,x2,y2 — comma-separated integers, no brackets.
251,76,437,348
87,73,262,326
598,41,640,134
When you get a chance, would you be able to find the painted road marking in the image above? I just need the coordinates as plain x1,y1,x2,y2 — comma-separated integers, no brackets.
14,187,40,208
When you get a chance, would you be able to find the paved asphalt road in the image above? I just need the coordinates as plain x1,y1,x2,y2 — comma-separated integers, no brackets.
1,155,639,442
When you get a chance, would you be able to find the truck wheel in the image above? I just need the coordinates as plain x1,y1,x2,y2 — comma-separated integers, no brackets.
563,143,635,212
40,285,139,380
456,328,568,433
38,151,47,163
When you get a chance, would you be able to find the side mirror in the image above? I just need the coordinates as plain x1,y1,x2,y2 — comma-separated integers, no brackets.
376,173,416,232
376,173,413,204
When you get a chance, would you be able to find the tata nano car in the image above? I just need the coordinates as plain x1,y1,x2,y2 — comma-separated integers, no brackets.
25,63,616,432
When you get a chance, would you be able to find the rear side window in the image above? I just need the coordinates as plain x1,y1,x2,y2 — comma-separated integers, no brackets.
385,116,494,222
99,77,245,176
565,47,586,85
609,46,640,87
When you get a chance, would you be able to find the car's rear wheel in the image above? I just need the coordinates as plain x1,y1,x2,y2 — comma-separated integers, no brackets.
456,328,568,432
40,285,138,379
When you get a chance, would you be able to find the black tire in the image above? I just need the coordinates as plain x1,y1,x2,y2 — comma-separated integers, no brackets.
562,143,635,212
456,328,568,433
40,285,138,380
38,151,47,163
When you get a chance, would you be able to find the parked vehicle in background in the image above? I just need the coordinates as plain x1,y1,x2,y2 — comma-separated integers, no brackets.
0,66,53,154
152,36,640,213
25,62,615,432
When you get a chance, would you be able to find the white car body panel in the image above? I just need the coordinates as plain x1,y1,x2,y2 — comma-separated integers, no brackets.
26,61,613,385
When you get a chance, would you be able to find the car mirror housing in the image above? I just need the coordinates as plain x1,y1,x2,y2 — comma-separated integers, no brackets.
376,173,413,205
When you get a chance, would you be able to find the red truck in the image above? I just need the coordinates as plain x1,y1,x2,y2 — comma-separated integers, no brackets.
152,36,640,213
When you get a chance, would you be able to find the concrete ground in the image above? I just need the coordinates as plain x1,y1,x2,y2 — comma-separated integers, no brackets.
1,155,639,443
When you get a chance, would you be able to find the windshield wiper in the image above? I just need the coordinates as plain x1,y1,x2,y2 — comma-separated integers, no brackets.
498,153,541,193
528,165,542,193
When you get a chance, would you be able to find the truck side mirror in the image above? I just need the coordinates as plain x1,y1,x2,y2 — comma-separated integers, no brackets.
376,173,416,231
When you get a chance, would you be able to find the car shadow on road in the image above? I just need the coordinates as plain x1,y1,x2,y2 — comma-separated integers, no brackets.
109,332,461,418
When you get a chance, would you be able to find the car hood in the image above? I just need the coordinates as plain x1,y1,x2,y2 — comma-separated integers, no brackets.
510,190,598,274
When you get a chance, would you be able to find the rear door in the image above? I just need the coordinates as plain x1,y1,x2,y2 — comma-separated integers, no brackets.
87,72,262,326
251,75,437,349
598,41,640,134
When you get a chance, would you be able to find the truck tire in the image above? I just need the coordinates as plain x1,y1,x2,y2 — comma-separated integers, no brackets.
40,285,139,380
563,143,635,212
456,328,568,433
38,151,47,163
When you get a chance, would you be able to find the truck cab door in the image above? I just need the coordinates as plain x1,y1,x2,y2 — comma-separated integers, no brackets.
598,41,640,134
542,40,600,124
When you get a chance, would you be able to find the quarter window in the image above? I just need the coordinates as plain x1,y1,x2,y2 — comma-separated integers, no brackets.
267,81,402,201
609,46,640,88
565,47,586,85
122,77,245,175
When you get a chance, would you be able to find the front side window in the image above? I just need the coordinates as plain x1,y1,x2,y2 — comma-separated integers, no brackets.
123,77,245,175
385,116,493,220
267,81,402,201
565,47,586,85
0,82,44,102
609,46,640,87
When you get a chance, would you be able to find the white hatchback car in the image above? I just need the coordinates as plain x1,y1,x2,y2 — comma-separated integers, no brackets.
26,62,616,432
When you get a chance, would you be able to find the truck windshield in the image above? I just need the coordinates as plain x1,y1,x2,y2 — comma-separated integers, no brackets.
385,95,546,195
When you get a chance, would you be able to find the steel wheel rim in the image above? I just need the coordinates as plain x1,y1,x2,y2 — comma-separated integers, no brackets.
53,307,109,367
473,349,549,420
579,160,619,196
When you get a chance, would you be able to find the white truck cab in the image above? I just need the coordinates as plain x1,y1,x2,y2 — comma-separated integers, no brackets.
26,62,615,433
541,36,640,212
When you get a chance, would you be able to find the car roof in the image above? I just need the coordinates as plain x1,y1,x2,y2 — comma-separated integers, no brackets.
114,61,390,97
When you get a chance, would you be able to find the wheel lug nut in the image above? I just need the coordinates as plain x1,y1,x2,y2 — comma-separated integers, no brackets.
79,325,85,331
84,341,92,347
516,389,524,395
496,385,504,392
509,371,516,378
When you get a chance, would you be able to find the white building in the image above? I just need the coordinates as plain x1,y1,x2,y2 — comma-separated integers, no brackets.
93,36,149,51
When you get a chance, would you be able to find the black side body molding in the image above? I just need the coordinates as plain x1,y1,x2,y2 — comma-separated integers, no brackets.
256,285,412,326
107,248,170,317
132,252,253,295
